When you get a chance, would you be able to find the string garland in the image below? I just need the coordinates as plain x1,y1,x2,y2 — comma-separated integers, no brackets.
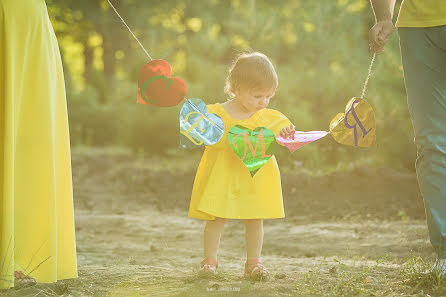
106,0,153,61
106,1,377,151
106,0,377,102
360,53,376,99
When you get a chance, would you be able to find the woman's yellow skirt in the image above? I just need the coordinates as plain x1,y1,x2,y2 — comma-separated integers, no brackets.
0,0,77,289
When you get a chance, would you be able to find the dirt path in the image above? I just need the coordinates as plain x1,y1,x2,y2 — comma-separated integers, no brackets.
6,149,441,297
70,208,433,296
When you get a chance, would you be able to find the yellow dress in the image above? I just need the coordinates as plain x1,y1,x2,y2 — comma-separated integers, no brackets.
0,0,77,289
188,103,292,220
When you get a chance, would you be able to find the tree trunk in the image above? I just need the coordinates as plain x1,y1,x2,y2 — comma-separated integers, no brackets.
83,39,94,83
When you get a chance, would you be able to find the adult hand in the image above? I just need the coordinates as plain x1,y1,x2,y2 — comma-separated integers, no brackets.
368,20,394,53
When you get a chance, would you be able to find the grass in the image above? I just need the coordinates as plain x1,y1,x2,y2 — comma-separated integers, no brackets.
4,255,445,297
290,256,446,297
400,256,446,296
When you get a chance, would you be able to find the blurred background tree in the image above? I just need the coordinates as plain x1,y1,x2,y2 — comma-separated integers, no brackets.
46,0,414,172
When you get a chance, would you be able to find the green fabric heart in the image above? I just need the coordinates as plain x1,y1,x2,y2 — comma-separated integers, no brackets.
228,125,276,177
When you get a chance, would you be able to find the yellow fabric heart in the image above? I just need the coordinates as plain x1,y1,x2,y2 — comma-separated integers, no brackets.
329,97,376,147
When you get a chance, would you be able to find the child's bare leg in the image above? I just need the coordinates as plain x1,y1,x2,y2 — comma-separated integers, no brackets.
242,219,264,259
242,219,269,279
204,217,226,260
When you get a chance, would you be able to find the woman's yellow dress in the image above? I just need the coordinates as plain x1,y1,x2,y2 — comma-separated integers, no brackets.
0,0,77,289
189,103,292,220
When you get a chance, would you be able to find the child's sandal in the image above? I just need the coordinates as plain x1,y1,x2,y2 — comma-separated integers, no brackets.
199,258,218,275
244,258,269,281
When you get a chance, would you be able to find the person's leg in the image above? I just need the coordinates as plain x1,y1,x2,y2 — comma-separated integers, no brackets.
243,219,264,260
242,219,269,280
399,25,446,259
203,217,226,261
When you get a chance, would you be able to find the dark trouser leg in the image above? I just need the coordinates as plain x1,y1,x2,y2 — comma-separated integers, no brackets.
399,26,446,258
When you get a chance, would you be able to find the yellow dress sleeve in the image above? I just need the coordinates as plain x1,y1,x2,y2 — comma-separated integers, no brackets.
206,103,228,124
264,109,293,136
206,103,218,115
204,103,229,150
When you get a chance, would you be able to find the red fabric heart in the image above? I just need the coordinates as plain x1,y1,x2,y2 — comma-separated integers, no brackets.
137,59,187,107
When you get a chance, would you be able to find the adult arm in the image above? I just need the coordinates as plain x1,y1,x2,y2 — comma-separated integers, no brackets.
369,0,397,53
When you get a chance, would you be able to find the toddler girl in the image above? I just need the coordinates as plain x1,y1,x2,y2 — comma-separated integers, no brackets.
188,52,295,281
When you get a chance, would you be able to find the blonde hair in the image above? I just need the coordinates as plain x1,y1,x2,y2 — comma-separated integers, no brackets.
224,51,278,97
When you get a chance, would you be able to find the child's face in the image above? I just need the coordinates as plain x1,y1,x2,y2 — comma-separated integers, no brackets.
235,87,276,113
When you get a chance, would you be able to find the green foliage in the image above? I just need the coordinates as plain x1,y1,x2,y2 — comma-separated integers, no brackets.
400,256,446,295
49,0,414,171
68,74,179,154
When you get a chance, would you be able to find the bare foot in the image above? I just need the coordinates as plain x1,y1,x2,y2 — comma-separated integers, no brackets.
14,271,36,286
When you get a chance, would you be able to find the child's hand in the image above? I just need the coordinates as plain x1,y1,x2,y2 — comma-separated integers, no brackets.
280,124,296,139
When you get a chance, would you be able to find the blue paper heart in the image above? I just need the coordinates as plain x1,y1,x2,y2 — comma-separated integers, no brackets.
179,98,225,148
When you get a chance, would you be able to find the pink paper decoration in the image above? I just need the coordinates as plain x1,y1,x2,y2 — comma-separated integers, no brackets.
276,131,329,152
